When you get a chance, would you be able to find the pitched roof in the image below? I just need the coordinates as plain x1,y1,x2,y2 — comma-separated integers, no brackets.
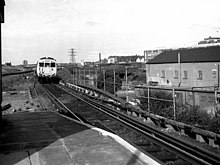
108,55,144,62
147,46,220,64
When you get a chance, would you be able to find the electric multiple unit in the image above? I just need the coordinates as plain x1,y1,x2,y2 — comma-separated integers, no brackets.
36,57,57,82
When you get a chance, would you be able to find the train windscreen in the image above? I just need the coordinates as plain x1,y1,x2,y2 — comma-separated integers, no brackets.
51,62,56,67
39,63,44,67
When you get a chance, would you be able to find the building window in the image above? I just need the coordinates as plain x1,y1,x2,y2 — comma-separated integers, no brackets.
198,71,203,80
188,95,193,101
161,70,165,78
212,69,217,78
201,96,206,102
208,96,214,103
39,62,44,67
174,70,178,79
183,71,188,79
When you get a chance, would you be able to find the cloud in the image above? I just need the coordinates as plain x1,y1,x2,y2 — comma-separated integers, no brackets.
3,0,220,65
86,21,98,26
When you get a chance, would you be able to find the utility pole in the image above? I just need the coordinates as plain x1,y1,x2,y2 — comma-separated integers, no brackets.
113,70,116,96
99,53,102,88
218,64,219,88
99,53,102,74
93,62,95,87
68,48,77,64
144,50,148,84
125,67,128,102
178,53,181,87
144,50,150,86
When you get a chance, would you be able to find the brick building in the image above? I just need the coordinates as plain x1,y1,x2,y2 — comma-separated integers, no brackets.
146,46,220,88
146,46,220,110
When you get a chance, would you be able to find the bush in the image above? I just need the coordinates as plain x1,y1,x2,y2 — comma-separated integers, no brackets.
207,116,220,134
139,89,220,134
139,89,174,119
176,105,212,128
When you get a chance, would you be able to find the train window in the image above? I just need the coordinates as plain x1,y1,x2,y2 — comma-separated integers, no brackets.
51,62,56,67
39,62,44,67
45,63,50,67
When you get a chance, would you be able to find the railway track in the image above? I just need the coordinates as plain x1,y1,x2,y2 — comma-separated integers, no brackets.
35,82,220,165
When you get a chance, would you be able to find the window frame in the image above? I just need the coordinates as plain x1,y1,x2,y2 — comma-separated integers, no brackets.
183,70,188,79
212,69,217,78
39,62,44,67
174,70,179,79
198,70,203,80
161,70,165,78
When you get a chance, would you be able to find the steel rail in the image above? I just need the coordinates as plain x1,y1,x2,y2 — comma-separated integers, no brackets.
56,84,220,165
80,97,218,165
40,84,85,123
33,84,47,110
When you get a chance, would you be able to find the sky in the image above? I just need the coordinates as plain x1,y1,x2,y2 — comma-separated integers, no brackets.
2,0,220,65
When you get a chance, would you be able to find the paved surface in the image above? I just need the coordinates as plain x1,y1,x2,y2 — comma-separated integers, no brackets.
0,111,160,165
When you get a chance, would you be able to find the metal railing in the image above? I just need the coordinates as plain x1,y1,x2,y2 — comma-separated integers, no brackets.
71,67,220,120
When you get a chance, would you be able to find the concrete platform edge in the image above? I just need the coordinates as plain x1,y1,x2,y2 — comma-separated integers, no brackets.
57,112,161,165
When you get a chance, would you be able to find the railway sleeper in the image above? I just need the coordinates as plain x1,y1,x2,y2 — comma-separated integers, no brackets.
153,152,178,162
134,140,152,146
142,145,162,153
184,125,197,139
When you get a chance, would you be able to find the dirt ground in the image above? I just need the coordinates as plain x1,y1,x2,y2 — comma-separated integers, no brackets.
2,74,44,114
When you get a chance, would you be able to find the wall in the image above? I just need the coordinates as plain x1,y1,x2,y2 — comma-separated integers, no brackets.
147,62,220,87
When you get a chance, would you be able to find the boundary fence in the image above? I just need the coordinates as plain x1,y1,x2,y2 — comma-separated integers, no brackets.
72,67,220,120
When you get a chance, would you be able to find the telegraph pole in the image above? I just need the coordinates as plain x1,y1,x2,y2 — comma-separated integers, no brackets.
99,53,102,74
218,64,219,88
99,53,102,88
178,53,181,87
68,48,77,64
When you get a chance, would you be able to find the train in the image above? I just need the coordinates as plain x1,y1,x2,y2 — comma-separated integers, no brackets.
36,57,58,83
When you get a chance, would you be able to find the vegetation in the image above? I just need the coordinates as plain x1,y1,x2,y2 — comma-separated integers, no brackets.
57,67,74,83
2,74,34,91
97,66,146,94
139,89,220,134
139,89,174,118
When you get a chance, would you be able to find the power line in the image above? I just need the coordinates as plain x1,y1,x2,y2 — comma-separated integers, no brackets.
68,48,77,64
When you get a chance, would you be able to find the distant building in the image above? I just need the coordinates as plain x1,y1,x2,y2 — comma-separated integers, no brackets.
108,56,117,64
198,36,220,45
23,60,28,66
84,62,94,67
144,49,170,62
108,55,144,64
5,62,11,66
102,58,108,64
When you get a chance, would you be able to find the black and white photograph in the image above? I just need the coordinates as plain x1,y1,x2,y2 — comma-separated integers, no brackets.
1,0,220,164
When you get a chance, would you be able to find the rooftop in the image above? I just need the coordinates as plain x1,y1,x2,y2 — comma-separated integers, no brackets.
147,46,220,64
